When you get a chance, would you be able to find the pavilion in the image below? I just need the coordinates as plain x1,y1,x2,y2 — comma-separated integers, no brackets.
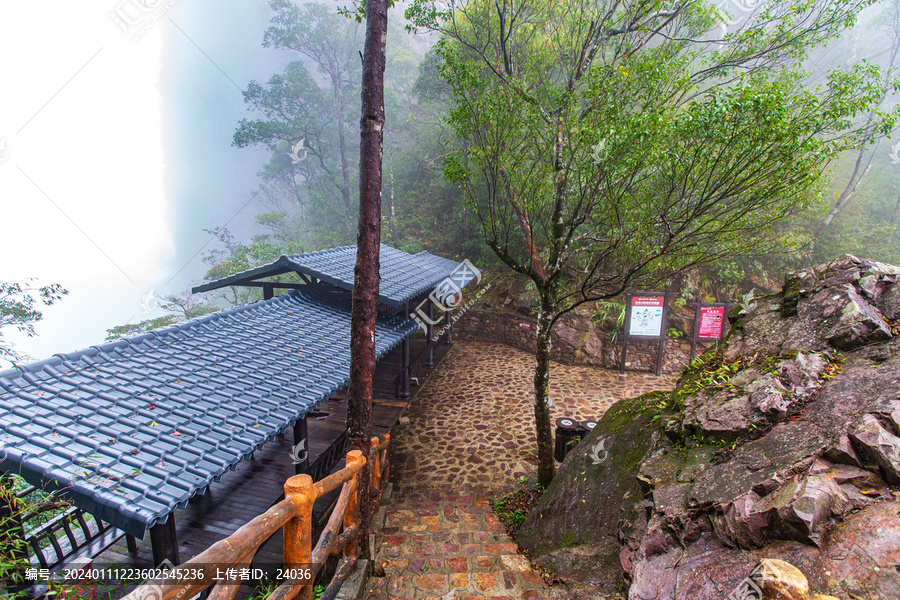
0,244,477,575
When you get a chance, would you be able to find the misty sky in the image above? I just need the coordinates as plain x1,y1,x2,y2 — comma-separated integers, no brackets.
1,0,897,368
0,0,286,367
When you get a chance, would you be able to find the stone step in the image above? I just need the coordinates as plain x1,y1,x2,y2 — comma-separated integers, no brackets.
365,568,550,598
377,552,533,576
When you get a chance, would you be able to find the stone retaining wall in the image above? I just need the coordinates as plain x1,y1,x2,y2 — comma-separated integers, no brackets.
453,308,718,374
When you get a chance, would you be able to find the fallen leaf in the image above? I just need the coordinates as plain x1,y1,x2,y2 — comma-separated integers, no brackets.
173,430,183,436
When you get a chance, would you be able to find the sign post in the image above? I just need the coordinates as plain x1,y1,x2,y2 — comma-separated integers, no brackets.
689,300,737,360
620,291,673,376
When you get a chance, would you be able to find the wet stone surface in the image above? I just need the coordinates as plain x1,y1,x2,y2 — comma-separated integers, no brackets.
365,342,676,599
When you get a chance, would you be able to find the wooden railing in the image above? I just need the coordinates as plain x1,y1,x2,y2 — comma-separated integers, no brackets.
122,434,390,600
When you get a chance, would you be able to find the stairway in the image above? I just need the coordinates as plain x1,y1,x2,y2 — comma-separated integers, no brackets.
364,485,554,599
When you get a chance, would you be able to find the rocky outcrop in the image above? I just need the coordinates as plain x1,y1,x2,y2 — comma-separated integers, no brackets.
517,255,900,600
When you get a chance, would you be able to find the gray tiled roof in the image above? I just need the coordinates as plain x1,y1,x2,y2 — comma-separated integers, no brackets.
193,244,479,308
0,289,416,539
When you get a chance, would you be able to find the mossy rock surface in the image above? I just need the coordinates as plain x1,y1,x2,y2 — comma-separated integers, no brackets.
518,256,900,600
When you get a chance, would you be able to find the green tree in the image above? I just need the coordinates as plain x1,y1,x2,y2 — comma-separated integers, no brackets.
407,0,896,486
808,0,900,261
234,1,364,245
0,280,67,362
199,224,306,307
104,293,217,342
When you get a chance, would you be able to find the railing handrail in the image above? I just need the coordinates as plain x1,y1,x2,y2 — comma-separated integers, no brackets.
120,434,390,600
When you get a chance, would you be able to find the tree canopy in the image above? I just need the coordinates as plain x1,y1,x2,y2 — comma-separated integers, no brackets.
0,280,67,362
406,0,897,485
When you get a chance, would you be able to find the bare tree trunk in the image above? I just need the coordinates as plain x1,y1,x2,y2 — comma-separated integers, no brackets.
534,292,556,488
810,10,900,260
347,0,388,562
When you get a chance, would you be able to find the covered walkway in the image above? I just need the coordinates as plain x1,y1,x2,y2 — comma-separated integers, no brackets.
0,243,476,596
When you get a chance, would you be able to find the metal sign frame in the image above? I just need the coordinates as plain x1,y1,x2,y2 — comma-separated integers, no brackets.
620,291,675,376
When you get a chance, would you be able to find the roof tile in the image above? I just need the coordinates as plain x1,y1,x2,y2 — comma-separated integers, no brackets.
0,288,416,538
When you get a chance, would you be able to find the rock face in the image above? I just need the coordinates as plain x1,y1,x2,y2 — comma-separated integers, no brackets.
454,304,702,373
516,256,900,600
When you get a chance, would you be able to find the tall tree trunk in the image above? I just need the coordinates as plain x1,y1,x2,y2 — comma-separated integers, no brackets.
348,0,388,562
533,291,556,488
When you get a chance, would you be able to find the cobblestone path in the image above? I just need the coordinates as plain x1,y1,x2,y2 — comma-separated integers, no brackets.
365,342,677,599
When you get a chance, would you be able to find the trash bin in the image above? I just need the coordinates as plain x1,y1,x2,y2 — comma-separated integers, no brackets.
580,419,599,433
554,417,581,462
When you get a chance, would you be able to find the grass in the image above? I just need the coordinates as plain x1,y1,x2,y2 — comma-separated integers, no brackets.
492,486,564,586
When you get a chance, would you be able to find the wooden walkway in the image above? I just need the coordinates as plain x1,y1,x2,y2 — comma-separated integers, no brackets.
90,338,452,598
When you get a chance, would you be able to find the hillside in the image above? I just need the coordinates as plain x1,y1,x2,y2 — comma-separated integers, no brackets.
517,255,900,599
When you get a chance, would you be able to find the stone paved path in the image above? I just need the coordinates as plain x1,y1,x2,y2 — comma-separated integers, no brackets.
365,343,677,599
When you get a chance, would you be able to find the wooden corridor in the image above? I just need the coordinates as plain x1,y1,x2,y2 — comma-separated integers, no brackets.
90,338,452,598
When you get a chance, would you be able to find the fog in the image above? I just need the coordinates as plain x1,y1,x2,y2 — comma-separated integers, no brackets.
0,0,297,366
1,0,898,368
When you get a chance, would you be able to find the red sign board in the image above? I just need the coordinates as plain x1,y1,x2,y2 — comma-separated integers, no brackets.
632,296,664,308
698,306,725,339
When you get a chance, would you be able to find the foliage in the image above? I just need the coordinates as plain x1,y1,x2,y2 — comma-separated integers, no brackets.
105,293,217,342
104,315,181,342
1,474,75,598
493,488,543,537
0,280,68,362
199,225,306,308
405,0,894,487
234,1,365,245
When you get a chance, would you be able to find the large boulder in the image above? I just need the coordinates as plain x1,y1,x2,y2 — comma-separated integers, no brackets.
517,256,900,599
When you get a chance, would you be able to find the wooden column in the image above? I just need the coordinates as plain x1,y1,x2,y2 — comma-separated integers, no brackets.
444,312,452,346
263,284,274,301
149,516,180,566
424,300,435,368
399,305,411,399
293,417,310,476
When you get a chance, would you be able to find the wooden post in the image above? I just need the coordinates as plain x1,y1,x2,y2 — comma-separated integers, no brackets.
369,437,381,495
620,291,632,377
424,300,435,368
342,450,365,560
444,314,452,345
284,473,315,600
689,300,702,361
655,292,673,376
263,284,274,301
293,417,310,476
400,306,411,399
381,433,390,485
149,517,180,566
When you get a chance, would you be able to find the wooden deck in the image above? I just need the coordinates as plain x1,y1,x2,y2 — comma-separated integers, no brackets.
90,337,452,598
